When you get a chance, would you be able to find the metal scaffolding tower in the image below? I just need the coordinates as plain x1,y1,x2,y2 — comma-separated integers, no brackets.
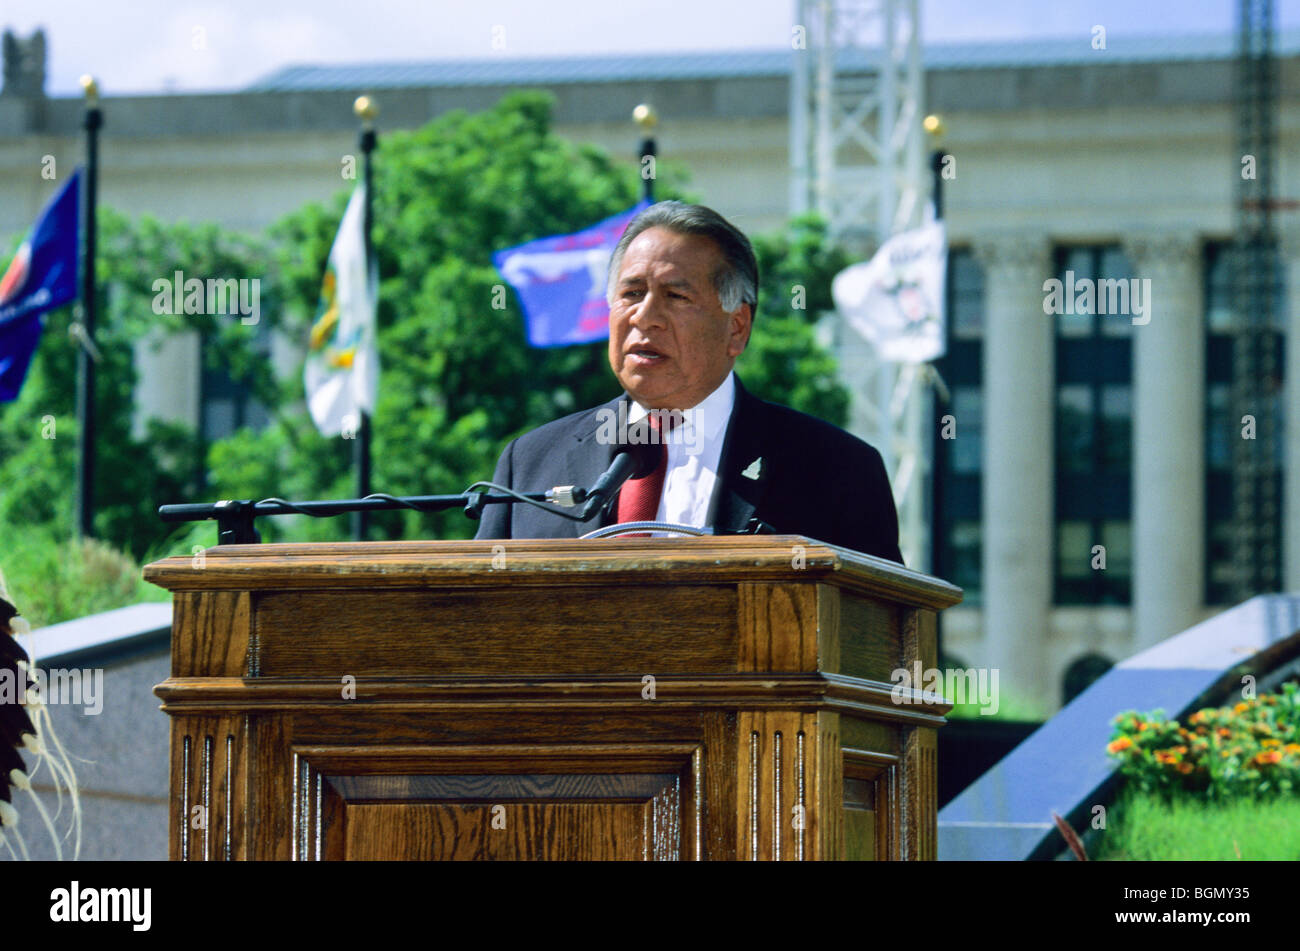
790,0,925,245
1231,0,1283,599
789,0,931,568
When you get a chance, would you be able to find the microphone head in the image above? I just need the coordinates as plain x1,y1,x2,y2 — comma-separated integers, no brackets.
618,420,664,479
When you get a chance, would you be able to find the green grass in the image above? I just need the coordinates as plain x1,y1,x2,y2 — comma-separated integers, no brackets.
0,522,176,629
946,684,1048,723
1094,786,1300,860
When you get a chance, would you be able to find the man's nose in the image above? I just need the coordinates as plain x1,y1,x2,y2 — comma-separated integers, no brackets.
629,288,669,329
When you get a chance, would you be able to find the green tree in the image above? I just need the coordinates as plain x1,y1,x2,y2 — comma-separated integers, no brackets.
214,90,853,541
2,90,853,557
0,207,280,559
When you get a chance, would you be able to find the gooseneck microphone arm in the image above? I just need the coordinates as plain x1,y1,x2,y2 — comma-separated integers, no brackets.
157,437,664,545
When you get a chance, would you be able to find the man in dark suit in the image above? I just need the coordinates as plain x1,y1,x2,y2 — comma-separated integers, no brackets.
475,201,903,564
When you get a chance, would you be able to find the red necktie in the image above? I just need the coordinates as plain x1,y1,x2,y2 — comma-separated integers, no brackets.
616,414,668,529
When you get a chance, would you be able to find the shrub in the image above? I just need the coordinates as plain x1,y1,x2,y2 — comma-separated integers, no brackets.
1106,682,1300,800
0,525,167,630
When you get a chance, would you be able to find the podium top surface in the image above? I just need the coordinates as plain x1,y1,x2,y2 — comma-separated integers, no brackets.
144,535,961,610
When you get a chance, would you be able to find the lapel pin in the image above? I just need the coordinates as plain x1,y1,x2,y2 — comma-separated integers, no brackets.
741,457,762,481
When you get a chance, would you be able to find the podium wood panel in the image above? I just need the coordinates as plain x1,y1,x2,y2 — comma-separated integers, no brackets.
146,536,960,860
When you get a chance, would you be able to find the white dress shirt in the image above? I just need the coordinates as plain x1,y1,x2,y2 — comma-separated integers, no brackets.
626,371,736,532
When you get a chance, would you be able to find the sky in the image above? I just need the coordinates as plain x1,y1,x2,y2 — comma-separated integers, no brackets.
5,0,1299,97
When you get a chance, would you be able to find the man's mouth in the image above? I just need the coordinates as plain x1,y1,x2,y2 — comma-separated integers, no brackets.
628,347,668,365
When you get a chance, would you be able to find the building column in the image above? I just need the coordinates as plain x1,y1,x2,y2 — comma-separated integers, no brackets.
1124,234,1205,645
1281,224,1300,593
973,235,1052,715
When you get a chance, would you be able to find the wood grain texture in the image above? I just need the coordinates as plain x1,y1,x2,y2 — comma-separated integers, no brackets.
816,712,843,860
900,726,938,861
843,747,899,861
171,592,250,678
149,538,960,861
144,536,963,610
838,594,901,682
342,803,656,860
155,675,951,725
738,583,818,671
168,715,248,860
292,744,699,861
253,585,737,677
902,608,939,674
736,711,819,860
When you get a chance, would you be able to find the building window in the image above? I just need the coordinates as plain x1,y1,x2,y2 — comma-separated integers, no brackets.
199,326,272,443
933,249,983,600
1053,245,1133,605
1203,241,1287,604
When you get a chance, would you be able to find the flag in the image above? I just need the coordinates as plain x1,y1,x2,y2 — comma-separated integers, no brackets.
0,171,81,401
305,185,378,436
832,220,947,364
493,200,650,348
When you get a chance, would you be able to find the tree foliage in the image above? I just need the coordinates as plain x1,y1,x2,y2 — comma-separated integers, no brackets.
2,90,851,555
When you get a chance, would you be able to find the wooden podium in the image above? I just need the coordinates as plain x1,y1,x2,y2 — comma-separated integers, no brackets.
145,536,960,860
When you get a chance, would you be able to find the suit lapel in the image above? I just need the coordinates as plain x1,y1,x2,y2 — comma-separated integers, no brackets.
711,377,769,534
563,393,626,534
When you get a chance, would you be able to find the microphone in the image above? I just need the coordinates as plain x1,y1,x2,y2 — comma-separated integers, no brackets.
579,422,662,518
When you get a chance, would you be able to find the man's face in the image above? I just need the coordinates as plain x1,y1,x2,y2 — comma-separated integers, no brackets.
608,226,752,410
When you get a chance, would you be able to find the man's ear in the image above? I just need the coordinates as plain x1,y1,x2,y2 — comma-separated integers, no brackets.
728,301,754,356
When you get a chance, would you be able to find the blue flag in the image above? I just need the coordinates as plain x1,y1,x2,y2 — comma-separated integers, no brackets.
0,171,81,401
493,200,650,348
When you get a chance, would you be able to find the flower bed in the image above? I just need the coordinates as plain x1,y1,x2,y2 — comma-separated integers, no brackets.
1106,682,1300,799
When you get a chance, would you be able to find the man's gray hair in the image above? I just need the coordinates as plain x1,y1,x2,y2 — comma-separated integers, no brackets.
605,200,759,317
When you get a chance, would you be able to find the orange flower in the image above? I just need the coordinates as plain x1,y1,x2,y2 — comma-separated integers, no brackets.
1217,728,1232,738
1108,737,1133,754
1254,750,1283,766
1234,702,1249,714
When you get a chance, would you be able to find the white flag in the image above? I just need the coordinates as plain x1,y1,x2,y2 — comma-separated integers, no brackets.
304,185,378,435
832,221,947,364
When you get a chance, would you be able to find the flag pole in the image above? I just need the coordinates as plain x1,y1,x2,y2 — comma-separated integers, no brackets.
924,113,946,660
351,95,377,542
633,104,656,202
74,75,101,540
